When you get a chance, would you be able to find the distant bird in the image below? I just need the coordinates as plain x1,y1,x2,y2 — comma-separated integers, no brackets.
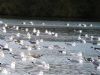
4,43,8,48
78,35,82,40
40,39,43,43
2,48,9,51
55,33,58,37
33,28,37,33
94,47,100,50
86,58,92,62
62,51,66,55
2,27,7,33
16,33,20,37
45,29,48,34
98,37,100,41
67,23,69,27
25,28,29,32
79,30,82,34
92,59,99,70
90,24,93,27
38,71,44,75
42,22,45,26
82,39,86,44
27,32,31,39
29,21,34,25
72,42,76,46
4,24,7,28
0,51,5,58
85,34,88,38
16,26,19,31
29,41,36,44
22,22,26,25
31,53,43,58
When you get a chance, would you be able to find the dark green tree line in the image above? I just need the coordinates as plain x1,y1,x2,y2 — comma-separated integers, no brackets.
0,0,99,20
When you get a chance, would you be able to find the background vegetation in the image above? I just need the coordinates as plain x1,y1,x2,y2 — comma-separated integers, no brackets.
0,0,99,21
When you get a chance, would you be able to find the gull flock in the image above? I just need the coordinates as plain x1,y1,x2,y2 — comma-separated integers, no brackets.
0,20,100,75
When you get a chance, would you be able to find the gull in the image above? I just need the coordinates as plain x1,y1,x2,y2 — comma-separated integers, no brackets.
29,21,34,25
45,29,48,34
51,32,55,35
9,48,13,53
41,61,50,70
78,23,82,27
13,26,16,29
0,51,5,58
91,36,94,39
1,68,9,74
27,46,32,51
78,35,82,40
83,24,87,27
36,30,40,36
36,33,40,36
55,33,58,37
27,32,31,39
2,27,6,33
48,31,52,35
90,24,93,27
4,43,8,48
11,61,16,69
77,52,83,64
67,23,70,27
4,24,8,27
3,26,6,30
25,28,29,32
36,40,40,45
20,52,26,61
9,36,14,41
72,42,76,46
38,71,44,75
20,40,24,45
0,20,3,24
85,34,88,38
37,46,41,50
22,57,27,61
79,59,83,64
48,45,53,50
37,30,40,34
23,22,26,25
90,36,94,41
98,37,100,41
97,43,100,46
42,22,45,26
82,39,86,44
92,59,99,69
77,52,83,57
40,39,43,43
3,29,7,33
16,33,20,37
44,63,50,70
29,57,36,61
79,30,82,34
97,65,100,70
62,50,66,55
33,28,37,33
16,26,19,31
20,52,25,58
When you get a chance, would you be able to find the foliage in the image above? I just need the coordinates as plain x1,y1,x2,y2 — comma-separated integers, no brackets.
0,0,99,20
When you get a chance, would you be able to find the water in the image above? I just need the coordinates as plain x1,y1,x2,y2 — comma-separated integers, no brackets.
0,18,100,75
0,18,100,28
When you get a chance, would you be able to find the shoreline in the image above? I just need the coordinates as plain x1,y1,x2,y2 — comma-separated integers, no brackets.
0,16,100,22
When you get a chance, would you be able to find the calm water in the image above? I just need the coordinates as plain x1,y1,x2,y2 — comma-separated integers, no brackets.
0,18,100,28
